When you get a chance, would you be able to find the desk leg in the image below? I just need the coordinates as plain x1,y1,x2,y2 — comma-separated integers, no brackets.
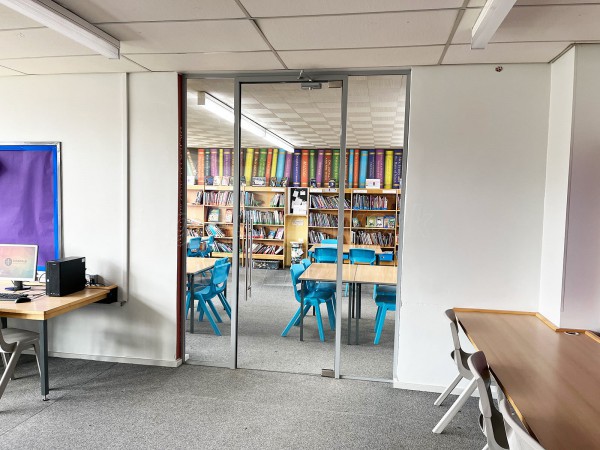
355,283,361,345
39,320,49,400
0,317,6,329
189,273,195,334
347,283,353,345
300,281,305,342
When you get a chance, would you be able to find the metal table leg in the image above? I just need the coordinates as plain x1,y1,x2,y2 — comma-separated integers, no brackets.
347,283,353,345
300,280,305,341
188,273,195,334
39,320,49,400
355,283,361,345
0,317,6,329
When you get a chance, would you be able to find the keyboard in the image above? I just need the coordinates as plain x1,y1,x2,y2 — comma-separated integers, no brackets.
0,293,27,300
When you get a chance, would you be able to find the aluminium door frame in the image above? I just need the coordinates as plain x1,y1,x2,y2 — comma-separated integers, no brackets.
182,68,411,383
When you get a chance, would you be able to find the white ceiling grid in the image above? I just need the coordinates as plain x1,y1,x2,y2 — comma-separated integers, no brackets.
0,0,599,75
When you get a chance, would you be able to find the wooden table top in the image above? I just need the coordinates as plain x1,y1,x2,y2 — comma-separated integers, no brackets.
186,257,222,275
354,265,397,285
455,310,600,450
308,244,383,254
0,285,113,321
299,263,357,283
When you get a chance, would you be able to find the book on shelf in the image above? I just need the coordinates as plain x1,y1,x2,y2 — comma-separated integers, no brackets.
218,148,224,177
367,149,376,179
246,210,284,225
204,190,233,206
187,218,203,226
207,208,220,222
316,149,324,187
352,217,360,227
197,148,205,185
269,193,284,207
225,209,233,223
292,149,301,187
331,149,340,187
308,230,335,244
252,149,260,178
205,224,226,237
276,149,286,180
309,149,316,182
187,148,198,183
383,215,395,228
204,148,211,181
310,194,351,209
265,148,273,180
210,148,218,178
359,150,368,188
187,228,201,237
251,243,284,255
300,149,309,187
257,148,267,178
375,149,385,186
244,148,254,181
214,242,233,253
366,216,377,228
309,212,339,227
393,149,403,189
193,191,203,205
348,149,354,187
267,229,276,239
384,150,394,189
352,194,389,210
284,151,293,180
352,230,395,246
323,149,332,187
353,149,360,188
223,148,232,177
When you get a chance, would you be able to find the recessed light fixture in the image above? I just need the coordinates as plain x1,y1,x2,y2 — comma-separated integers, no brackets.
0,0,120,59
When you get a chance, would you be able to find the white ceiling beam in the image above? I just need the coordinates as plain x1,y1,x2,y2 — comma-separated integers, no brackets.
0,0,120,58
471,0,517,49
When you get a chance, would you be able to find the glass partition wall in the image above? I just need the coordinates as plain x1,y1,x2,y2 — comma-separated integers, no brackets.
184,73,407,381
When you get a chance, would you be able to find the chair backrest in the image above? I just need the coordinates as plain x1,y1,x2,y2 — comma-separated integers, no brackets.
499,398,545,450
214,257,229,267
301,258,312,269
468,351,509,450
314,247,337,263
210,261,230,291
290,264,306,302
187,237,202,257
321,239,338,245
198,235,214,257
0,330,14,353
349,248,376,265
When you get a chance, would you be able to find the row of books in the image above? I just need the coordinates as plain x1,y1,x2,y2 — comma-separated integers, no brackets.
187,148,403,189
243,192,285,208
308,230,336,244
205,224,226,237
309,194,351,210
192,191,203,205
251,243,284,255
353,195,390,210
362,215,396,229
204,191,233,206
251,227,284,239
352,231,395,247
309,212,339,228
207,208,233,223
246,210,284,225
214,242,233,253
187,228,202,237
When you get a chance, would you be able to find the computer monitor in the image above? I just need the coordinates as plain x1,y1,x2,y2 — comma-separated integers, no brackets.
0,244,38,291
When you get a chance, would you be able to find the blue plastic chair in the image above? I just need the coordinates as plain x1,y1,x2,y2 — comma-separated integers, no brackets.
282,264,335,342
197,235,214,257
373,286,396,345
194,261,231,336
301,258,336,301
186,258,231,320
349,248,376,265
187,237,202,257
321,239,338,245
314,247,338,263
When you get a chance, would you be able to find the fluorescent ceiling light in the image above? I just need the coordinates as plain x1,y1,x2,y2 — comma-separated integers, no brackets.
197,92,295,153
471,0,516,50
0,0,120,58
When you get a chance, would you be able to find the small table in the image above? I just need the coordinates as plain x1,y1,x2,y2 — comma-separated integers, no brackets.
308,244,383,255
0,284,115,400
186,257,221,334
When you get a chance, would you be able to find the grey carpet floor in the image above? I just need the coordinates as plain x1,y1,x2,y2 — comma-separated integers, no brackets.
186,268,395,379
0,356,485,449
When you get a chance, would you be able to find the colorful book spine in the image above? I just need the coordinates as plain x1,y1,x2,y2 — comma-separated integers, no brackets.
359,150,368,188
375,149,385,185
252,148,260,178
348,149,354,187
197,148,205,185
270,148,278,179
240,148,245,178
244,148,254,181
300,149,309,187
210,148,218,177
291,149,302,186
331,149,340,187
276,149,286,180
218,148,224,176
353,149,360,188
223,148,232,177
384,150,394,189
204,147,211,180
393,149,403,189
284,151,293,180
265,148,273,180
257,148,268,178
309,149,316,182
367,149,376,180
316,149,324,187
323,149,332,185
345,150,350,187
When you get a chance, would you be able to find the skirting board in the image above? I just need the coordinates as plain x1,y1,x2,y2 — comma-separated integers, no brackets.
22,349,182,368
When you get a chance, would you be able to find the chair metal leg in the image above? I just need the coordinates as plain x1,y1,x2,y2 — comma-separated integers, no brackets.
434,373,463,406
432,378,478,434
0,345,23,400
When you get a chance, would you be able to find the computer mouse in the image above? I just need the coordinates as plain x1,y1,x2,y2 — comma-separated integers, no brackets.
14,296,31,304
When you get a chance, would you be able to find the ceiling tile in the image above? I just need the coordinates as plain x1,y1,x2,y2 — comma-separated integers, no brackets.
55,0,245,22
452,8,481,44
0,28,95,59
258,10,458,50
0,55,147,75
127,51,282,71
101,20,268,54
443,42,571,64
0,5,41,30
279,46,444,69
0,64,23,76
516,0,600,4
241,0,464,17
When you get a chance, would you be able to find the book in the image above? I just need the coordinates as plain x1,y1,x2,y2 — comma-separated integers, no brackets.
265,148,273,181
384,150,394,189
276,149,286,180
375,149,385,186
223,148,232,177
218,148,224,176
331,149,340,187
225,209,233,223
292,149,301,187
244,148,254,181
366,216,377,228
316,149,324,187
323,149,332,186
252,148,260,178
309,149,316,182
204,147,211,180
210,148,218,177
300,149,309,187
187,148,198,184
393,149,403,189
367,149,376,179
353,149,360,188
240,148,246,176
197,148,205,185
257,148,267,178
348,149,354,187
284,151,293,180
358,150,368,188
270,148,279,179
208,208,220,222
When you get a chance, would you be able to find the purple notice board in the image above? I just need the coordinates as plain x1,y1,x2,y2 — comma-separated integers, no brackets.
0,144,61,271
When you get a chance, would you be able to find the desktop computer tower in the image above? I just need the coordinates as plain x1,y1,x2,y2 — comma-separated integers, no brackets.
46,257,86,297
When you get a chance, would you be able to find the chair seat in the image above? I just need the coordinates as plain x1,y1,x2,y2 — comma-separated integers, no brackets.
1,328,39,346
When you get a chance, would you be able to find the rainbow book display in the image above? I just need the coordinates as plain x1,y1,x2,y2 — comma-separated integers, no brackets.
187,148,403,188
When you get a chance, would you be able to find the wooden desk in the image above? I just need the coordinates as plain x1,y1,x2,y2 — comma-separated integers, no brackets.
354,265,397,285
186,257,222,334
0,285,114,400
308,244,383,255
455,310,600,450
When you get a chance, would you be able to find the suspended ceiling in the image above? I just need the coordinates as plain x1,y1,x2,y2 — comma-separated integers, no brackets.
0,1,599,75
187,75,406,149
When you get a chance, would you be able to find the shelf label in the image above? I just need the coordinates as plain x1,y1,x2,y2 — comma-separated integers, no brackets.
354,189,367,193
311,188,323,193
272,188,284,192
383,189,396,194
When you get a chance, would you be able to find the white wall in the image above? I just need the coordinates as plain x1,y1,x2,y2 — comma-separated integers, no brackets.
396,64,550,391
538,48,575,326
0,72,180,366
